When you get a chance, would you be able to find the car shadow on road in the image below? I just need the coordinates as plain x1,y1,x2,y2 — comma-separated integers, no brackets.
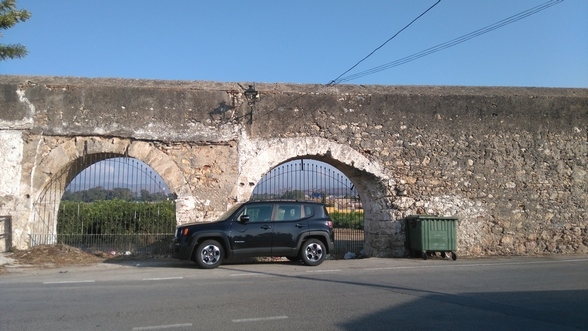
100,256,304,269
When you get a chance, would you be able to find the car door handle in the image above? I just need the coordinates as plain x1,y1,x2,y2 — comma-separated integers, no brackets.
261,225,272,230
295,223,305,228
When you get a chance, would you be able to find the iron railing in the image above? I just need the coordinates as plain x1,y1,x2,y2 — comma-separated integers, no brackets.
1,215,11,252
252,159,364,258
31,155,175,256
30,156,363,259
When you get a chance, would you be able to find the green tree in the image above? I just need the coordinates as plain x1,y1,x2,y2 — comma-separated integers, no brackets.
280,189,305,200
109,187,135,201
140,189,151,201
0,0,30,61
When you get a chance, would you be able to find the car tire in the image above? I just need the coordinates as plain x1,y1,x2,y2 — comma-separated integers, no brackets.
301,238,326,266
194,240,223,269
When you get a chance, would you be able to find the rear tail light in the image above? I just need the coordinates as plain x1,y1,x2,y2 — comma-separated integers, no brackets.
183,228,190,236
326,220,333,229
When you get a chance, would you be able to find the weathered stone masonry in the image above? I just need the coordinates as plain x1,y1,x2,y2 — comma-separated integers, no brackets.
1,75,587,257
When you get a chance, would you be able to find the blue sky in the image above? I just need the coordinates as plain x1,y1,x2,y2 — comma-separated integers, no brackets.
2,0,587,88
67,158,171,195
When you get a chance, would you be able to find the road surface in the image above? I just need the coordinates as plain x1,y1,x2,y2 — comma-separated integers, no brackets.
1,255,587,330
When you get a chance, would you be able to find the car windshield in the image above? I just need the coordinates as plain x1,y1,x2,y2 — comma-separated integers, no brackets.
214,203,243,222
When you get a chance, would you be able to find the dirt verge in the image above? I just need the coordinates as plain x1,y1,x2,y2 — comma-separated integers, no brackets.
0,244,110,274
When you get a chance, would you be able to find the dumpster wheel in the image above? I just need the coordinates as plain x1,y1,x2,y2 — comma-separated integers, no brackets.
441,252,457,260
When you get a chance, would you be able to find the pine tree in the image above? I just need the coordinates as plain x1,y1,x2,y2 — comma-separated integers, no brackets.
0,0,31,61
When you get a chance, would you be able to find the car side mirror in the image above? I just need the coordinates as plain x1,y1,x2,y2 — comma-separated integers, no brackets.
239,215,250,224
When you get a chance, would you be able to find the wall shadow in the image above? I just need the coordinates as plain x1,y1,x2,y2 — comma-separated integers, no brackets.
336,289,588,330
219,265,588,330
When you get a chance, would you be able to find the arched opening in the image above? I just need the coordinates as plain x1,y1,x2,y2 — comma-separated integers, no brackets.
236,137,398,258
251,158,364,259
30,154,176,255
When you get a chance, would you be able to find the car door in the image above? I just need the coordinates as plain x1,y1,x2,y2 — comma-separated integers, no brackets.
271,203,308,256
230,203,275,257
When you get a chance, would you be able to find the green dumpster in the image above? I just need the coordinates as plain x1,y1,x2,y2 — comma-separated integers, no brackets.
405,215,458,260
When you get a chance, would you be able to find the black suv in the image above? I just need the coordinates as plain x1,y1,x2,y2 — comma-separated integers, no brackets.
172,201,335,269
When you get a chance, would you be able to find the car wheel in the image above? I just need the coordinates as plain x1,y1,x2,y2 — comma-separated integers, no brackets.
301,239,326,266
195,240,223,269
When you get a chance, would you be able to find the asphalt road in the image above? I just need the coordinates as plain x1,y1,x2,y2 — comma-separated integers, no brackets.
1,256,587,331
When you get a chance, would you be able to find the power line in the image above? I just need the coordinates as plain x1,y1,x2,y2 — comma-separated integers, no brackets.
334,0,564,84
327,0,441,86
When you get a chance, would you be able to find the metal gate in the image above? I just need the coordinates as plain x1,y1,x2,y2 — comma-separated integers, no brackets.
0,215,11,252
31,155,176,256
251,159,364,259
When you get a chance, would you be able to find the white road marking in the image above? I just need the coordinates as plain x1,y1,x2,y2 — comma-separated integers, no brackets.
42,280,95,284
232,315,289,323
142,277,184,281
229,273,268,277
306,269,341,273
132,323,192,330
365,266,422,271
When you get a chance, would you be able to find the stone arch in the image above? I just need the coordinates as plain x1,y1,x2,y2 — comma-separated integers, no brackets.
27,137,193,244
32,137,191,199
235,136,402,257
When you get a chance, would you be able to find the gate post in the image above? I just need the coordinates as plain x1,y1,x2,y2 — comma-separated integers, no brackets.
0,216,12,252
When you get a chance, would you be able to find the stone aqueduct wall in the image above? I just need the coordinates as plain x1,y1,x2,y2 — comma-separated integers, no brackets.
1,75,587,257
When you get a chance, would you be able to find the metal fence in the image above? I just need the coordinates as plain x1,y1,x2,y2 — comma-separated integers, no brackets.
0,215,11,252
30,156,363,258
251,159,364,259
30,155,176,256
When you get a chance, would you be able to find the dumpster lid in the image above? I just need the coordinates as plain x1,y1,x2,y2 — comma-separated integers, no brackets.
406,214,458,220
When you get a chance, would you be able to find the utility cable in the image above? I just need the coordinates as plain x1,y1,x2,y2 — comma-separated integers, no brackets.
334,0,563,84
327,0,441,86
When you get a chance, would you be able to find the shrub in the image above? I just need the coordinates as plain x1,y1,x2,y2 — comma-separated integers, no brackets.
329,211,364,230
57,200,176,235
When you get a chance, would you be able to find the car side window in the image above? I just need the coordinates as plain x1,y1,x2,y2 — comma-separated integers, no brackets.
276,204,301,221
240,205,273,222
303,205,314,217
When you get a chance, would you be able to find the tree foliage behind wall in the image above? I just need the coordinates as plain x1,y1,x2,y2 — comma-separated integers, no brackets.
62,186,176,202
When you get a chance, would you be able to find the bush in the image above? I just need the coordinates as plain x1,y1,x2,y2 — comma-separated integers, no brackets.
57,199,176,235
329,211,364,230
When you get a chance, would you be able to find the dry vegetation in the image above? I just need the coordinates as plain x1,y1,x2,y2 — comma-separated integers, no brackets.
11,244,108,264
1,244,109,274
